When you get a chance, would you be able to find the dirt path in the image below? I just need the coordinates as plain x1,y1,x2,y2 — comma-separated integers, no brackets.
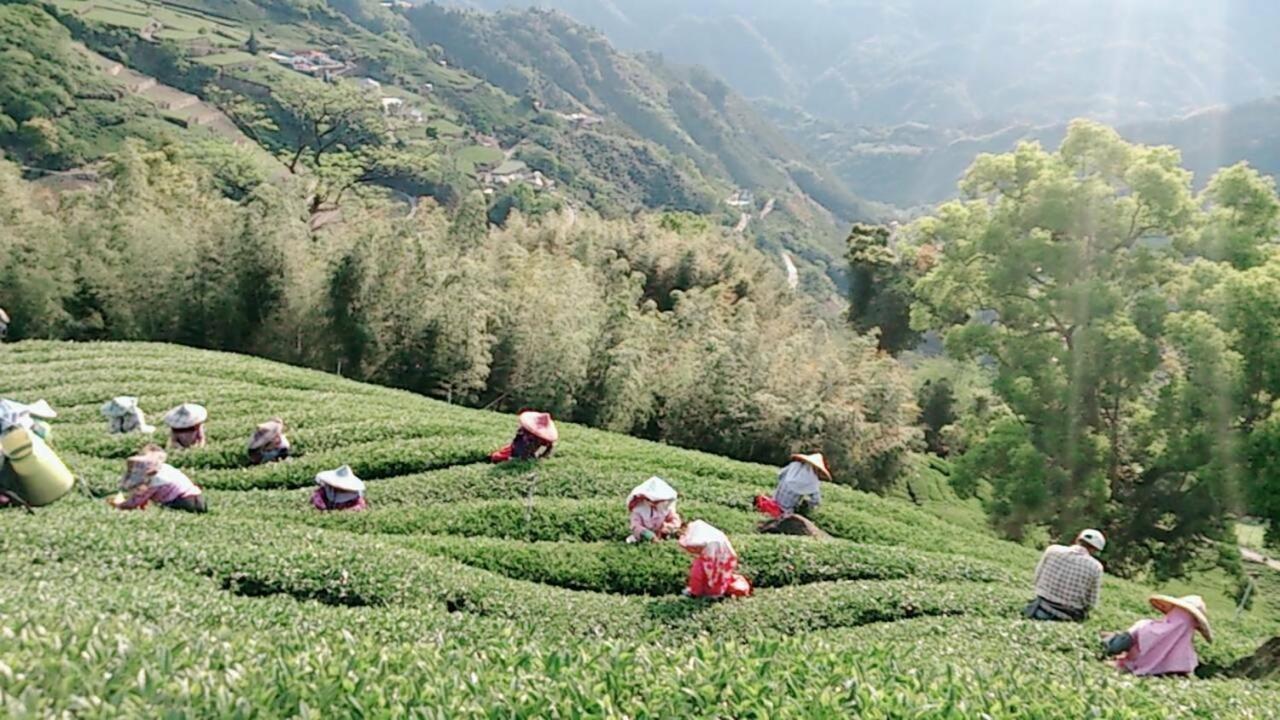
733,212,749,233
1241,547,1280,572
760,197,776,220
781,251,799,289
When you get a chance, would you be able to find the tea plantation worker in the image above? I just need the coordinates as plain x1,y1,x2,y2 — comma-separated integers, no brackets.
0,307,9,342
163,403,208,450
1024,528,1105,622
101,396,155,435
109,444,208,513
756,453,829,518
1101,594,1212,677
312,465,368,511
1,404,74,510
626,476,682,543
679,520,752,599
247,418,291,465
489,410,558,463
0,399,58,442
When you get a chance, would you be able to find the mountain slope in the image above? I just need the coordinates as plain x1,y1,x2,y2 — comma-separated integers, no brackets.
460,0,1280,127
787,96,1280,210
3,340,1280,715
403,3,878,227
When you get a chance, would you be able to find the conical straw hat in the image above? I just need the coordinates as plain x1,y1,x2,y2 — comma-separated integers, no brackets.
1149,594,1213,643
518,411,559,443
790,453,832,480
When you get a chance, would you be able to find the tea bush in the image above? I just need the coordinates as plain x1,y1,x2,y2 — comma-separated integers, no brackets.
2,341,1279,718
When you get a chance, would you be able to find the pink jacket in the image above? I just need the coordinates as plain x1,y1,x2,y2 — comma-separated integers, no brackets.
629,502,681,539
1119,609,1200,676
117,465,201,510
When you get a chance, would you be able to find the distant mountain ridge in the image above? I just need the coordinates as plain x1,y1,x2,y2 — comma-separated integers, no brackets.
779,96,1280,210
456,0,1280,128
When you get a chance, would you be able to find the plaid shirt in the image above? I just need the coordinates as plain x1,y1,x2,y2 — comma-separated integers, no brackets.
1033,544,1103,611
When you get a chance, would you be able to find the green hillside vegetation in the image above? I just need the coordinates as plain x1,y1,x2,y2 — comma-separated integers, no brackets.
0,4,240,170
7,0,867,281
2,340,1279,716
402,3,877,236
0,147,904,481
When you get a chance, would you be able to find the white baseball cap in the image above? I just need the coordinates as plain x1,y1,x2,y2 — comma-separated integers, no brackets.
1078,528,1106,552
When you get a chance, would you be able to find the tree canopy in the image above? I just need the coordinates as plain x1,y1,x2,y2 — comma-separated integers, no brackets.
908,120,1280,575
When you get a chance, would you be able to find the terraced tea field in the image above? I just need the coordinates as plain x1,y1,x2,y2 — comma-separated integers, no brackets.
2,341,1279,717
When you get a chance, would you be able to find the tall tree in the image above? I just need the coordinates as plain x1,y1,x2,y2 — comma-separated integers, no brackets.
911,120,1242,577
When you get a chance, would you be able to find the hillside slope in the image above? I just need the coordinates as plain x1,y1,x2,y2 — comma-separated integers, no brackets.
461,0,1280,127
2,340,1279,716
403,3,877,229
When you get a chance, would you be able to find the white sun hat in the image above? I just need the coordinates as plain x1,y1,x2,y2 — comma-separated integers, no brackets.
163,403,208,430
315,465,365,493
101,396,140,418
0,399,34,434
627,476,678,510
679,520,730,552
101,396,156,434
1078,528,1106,552
4,397,57,420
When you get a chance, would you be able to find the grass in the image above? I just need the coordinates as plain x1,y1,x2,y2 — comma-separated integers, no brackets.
193,50,260,67
81,6,150,29
1238,521,1269,551
1,340,1279,717
453,144,505,173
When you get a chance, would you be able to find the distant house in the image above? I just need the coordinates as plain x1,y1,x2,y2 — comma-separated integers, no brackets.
473,133,500,149
356,77,382,91
481,161,555,190
560,112,604,129
407,108,427,124
272,49,348,77
419,82,434,94
726,190,755,208
381,97,404,115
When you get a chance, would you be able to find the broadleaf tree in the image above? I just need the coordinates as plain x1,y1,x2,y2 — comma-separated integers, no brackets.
909,120,1266,578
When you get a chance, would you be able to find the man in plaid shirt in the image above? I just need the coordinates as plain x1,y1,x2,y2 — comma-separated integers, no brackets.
1024,529,1105,622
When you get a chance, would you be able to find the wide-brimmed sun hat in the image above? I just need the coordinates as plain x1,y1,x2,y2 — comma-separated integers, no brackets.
18,399,57,420
122,445,168,489
315,465,365,493
0,398,57,433
679,520,729,552
1149,594,1213,643
518,411,559,443
248,418,286,450
627,476,678,509
1078,528,1106,552
790,453,832,481
102,396,141,418
163,403,208,430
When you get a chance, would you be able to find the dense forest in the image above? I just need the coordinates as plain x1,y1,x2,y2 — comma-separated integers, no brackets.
0,146,916,487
